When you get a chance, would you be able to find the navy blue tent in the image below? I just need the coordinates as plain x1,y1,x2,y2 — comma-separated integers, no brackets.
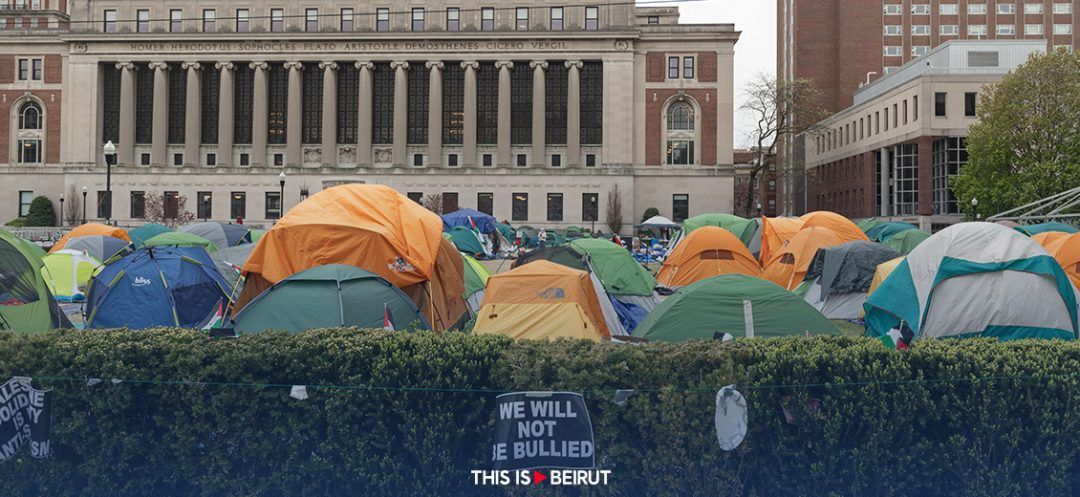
442,208,498,234
84,246,231,329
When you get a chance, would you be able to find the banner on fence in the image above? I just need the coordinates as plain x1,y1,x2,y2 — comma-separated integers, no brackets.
0,377,53,462
492,391,594,471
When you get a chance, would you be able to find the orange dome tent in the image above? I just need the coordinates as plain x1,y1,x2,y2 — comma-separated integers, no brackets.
473,260,612,341
758,217,805,264
50,223,130,252
236,184,467,330
1048,233,1080,289
656,226,760,288
1032,231,1071,251
761,226,846,290
800,211,869,243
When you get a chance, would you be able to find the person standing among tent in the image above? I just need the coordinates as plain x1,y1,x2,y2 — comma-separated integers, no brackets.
538,228,548,248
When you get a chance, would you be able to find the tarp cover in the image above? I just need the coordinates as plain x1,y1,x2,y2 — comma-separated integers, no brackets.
62,235,132,263
179,222,252,248
442,208,499,234
805,241,900,296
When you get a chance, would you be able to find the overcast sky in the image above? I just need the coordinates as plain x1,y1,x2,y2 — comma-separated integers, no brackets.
674,0,777,147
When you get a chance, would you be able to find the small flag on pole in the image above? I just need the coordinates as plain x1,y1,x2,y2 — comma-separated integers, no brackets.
880,323,914,350
198,299,227,330
383,303,396,331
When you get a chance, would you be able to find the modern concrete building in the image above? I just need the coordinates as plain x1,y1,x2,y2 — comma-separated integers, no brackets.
777,0,1078,214
0,0,739,230
802,40,1045,230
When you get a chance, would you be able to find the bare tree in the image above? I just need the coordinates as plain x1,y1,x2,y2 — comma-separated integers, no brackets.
741,72,829,217
421,193,444,214
63,184,82,227
605,186,623,234
143,191,197,227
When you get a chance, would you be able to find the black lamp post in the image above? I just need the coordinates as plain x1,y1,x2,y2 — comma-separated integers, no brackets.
756,202,763,217
58,194,64,228
590,195,597,233
970,197,978,222
81,186,87,225
277,171,286,219
103,140,116,224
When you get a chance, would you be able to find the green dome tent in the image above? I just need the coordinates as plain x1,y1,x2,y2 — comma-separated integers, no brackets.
513,238,656,297
248,229,266,243
882,229,931,255
461,254,490,313
232,264,427,334
42,249,101,302
633,274,837,342
447,226,488,257
142,231,220,253
672,213,756,248
865,222,917,243
0,229,72,332
856,218,881,233
128,223,173,248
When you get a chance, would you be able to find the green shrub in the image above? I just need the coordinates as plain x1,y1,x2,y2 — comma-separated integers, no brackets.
5,217,28,227
0,330,1077,497
641,207,660,223
24,195,55,227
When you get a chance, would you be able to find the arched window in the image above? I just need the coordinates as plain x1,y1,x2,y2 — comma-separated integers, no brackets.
667,103,694,131
664,98,697,166
16,101,43,164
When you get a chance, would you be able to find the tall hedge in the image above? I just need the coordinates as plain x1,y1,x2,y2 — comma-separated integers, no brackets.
24,195,56,227
0,329,1078,497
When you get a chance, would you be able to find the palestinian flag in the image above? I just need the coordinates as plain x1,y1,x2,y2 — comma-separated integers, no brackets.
383,303,396,331
879,324,913,350
198,300,227,330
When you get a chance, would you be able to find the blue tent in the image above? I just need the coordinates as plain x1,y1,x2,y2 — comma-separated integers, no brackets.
442,208,498,234
84,246,232,329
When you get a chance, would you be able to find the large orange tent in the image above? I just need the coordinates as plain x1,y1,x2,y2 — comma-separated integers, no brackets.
473,260,612,341
656,226,760,288
50,223,130,252
1048,233,1080,289
1032,231,1072,251
758,217,805,264
761,226,846,290
800,211,869,243
236,184,467,331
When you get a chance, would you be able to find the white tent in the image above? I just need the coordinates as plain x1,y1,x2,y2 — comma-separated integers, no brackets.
638,215,680,229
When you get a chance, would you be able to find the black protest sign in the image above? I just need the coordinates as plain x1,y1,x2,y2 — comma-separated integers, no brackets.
492,391,595,470
0,377,53,462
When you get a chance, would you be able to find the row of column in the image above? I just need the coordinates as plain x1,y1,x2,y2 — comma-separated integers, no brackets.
113,59,587,169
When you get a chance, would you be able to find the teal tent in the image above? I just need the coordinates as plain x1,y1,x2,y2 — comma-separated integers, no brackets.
866,222,917,242
447,226,488,257
1014,222,1078,236
128,223,173,248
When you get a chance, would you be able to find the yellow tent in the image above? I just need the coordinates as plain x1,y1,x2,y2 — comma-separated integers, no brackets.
657,226,760,288
1048,233,1080,289
761,226,846,290
868,256,905,296
800,211,870,243
473,260,612,341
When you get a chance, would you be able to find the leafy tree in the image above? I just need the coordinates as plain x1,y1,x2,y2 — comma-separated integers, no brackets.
741,73,830,217
641,207,660,223
24,196,56,227
953,48,1080,217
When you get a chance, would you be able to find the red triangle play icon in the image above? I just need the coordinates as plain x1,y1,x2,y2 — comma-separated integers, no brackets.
532,470,548,485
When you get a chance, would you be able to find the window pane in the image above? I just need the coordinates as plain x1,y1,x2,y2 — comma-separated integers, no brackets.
341,9,354,31
230,192,246,219
547,193,563,222
582,193,598,222
516,7,528,30
271,9,284,32
682,57,694,78
447,8,460,31
667,57,679,79
512,193,528,222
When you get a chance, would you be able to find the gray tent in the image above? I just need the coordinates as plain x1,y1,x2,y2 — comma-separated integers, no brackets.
179,222,251,248
800,241,900,319
210,243,256,298
63,235,132,263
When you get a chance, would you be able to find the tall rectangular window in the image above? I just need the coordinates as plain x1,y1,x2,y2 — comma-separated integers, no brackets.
582,193,598,222
136,10,150,33
935,92,947,116
230,192,246,220
446,8,460,31
412,8,425,31
512,193,529,222
17,59,28,80
667,56,679,79
477,193,494,215
932,137,966,215
407,64,429,144
18,191,32,217
265,192,281,220
234,65,254,144
306,9,318,32
442,192,459,213
585,6,599,30
301,63,323,144
516,7,529,30
443,64,464,144
551,7,564,30
130,191,145,219
337,64,358,144
163,192,179,220
372,63,394,144
964,92,977,116
170,9,182,32
547,193,564,222
271,9,284,32
481,7,495,30
376,8,390,31
682,56,695,79
672,194,689,222
341,8,354,31
913,95,918,120
202,9,216,33
903,100,908,124
103,9,116,32
197,192,213,220
236,9,249,33
580,62,603,144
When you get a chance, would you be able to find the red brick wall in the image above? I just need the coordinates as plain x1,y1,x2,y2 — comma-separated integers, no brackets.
917,135,933,216
0,55,13,84
644,88,716,166
806,152,876,218
645,52,664,83
696,52,717,83
0,90,63,163
44,55,62,84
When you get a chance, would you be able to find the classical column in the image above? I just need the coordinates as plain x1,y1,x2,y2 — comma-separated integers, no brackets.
461,61,479,167
215,62,235,167
181,62,202,166
116,62,136,166
565,60,583,167
879,146,890,216
390,61,409,167
530,60,547,167
356,61,374,166
426,61,444,167
284,61,303,167
319,61,338,167
495,60,513,167
250,61,269,167
149,61,169,167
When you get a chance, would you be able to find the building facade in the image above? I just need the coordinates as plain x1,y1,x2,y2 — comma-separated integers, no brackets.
0,1,739,230
778,0,1078,214
802,40,1045,230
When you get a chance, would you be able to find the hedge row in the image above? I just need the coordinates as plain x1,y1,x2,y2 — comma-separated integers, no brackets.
0,329,1078,496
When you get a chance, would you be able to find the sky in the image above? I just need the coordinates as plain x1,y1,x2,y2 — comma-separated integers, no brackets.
673,0,777,147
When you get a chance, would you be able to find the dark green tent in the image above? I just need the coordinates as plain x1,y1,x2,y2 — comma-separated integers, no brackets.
866,222,917,242
882,229,930,254
633,274,837,342
232,264,427,334
447,226,487,256
128,223,173,248
674,213,756,247
0,229,72,332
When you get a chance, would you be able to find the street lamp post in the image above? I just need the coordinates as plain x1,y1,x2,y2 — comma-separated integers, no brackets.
590,195,597,233
277,172,286,220
103,141,116,224
756,202,763,217
58,194,64,228
970,197,978,222
81,186,87,225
